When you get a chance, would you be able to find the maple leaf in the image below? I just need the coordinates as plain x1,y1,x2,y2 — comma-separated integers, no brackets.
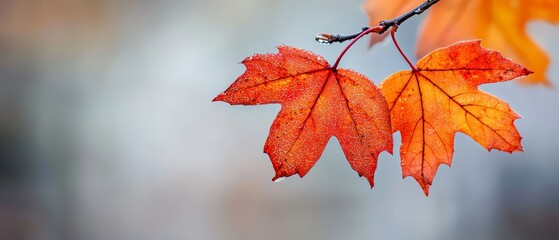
364,0,558,85
379,40,532,195
214,46,393,187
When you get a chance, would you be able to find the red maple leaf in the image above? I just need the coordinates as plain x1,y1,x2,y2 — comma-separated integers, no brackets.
214,46,393,187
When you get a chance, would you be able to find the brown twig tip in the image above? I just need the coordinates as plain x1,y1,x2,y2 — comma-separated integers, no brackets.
315,27,371,44
315,33,336,44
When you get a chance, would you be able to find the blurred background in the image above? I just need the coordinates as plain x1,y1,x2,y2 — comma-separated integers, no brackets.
1,0,558,239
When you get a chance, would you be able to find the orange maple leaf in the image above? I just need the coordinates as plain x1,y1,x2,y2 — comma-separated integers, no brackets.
214,46,393,187
364,0,558,85
379,40,531,195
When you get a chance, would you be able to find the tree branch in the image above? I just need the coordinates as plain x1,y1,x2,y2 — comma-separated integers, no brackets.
315,0,439,44
379,0,439,34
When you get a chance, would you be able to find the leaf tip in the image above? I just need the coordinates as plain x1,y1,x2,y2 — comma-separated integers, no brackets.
212,93,228,103
416,178,431,196
275,45,296,55
413,175,431,196
272,176,286,183
422,185,430,196
365,176,375,189
517,67,534,81
511,135,524,153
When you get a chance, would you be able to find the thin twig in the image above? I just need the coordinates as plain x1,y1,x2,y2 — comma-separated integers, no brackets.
315,0,439,44
379,0,439,34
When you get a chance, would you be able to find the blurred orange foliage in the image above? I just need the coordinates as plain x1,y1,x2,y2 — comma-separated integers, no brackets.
365,0,559,86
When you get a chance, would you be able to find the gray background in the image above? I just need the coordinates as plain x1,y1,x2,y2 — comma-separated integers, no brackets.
1,0,558,239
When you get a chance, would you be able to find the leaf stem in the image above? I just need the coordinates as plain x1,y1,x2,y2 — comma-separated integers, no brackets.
321,0,439,70
332,26,383,69
390,26,417,71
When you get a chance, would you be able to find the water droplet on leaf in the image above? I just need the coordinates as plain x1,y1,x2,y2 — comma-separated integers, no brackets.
273,177,285,183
